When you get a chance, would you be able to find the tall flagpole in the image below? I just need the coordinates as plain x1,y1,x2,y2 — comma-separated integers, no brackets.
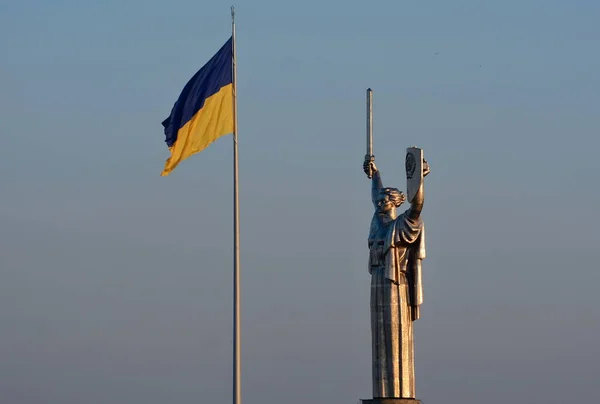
231,6,241,404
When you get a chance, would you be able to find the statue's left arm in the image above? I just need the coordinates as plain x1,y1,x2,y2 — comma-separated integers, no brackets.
406,159,429,321
407,160,430,220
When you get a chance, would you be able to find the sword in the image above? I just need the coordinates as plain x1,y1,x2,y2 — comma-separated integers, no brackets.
365,88,374,178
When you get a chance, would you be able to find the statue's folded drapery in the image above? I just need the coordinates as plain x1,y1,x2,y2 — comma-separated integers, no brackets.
368,211,425,399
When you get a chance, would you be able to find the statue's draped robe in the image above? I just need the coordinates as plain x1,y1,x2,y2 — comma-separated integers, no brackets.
368,210,425,398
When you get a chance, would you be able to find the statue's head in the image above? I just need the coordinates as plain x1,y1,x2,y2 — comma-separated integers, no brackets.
376,187,406,215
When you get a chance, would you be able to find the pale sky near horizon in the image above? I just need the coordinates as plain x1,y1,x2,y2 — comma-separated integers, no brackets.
1,1,600,403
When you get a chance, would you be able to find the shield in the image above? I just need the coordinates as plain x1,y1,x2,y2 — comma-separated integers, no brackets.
405,147,423,203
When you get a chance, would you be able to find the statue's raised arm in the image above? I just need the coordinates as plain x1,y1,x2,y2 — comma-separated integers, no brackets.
407,159,430,220
363,157,382,207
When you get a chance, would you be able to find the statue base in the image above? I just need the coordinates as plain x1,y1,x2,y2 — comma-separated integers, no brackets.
360,399,421,404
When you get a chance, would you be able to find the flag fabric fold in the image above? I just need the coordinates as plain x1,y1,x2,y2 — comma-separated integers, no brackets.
161,37,234,176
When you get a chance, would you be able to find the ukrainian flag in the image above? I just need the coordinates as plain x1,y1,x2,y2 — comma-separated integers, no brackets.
161,37,234,176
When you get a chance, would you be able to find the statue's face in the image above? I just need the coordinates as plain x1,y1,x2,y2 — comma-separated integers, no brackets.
376,194,395,215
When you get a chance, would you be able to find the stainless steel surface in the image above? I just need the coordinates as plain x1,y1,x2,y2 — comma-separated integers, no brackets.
231,7,241,404
363,151,429,399
405,147,422,204
366,88,374,178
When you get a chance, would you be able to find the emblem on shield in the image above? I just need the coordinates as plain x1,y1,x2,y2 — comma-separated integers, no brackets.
406,153,416,180
406,147,423,203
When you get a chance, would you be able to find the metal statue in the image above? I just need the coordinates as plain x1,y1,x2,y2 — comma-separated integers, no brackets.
362,89,430,400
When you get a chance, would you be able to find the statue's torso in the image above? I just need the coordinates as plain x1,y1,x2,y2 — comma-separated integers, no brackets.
368,213,413,275
368,218,391,270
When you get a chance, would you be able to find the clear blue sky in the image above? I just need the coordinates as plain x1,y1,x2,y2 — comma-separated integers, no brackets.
1,1,599,403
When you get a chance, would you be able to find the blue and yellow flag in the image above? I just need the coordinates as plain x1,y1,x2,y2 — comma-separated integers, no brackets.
161,37,234,176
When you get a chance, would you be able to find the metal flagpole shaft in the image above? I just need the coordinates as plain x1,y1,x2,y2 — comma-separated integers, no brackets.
231,6,241,404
